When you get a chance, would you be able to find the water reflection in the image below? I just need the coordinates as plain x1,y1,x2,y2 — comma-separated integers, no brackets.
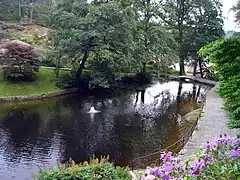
0,81,210,180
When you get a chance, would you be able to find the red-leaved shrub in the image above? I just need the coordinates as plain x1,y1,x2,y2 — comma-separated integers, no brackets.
0,40,40,81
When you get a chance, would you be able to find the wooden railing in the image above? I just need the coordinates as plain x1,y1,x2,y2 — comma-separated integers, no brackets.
169,75,216,86
131,116,200,170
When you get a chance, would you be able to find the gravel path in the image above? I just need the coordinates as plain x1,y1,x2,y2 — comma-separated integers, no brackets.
131,81,239,179
178,82,239,159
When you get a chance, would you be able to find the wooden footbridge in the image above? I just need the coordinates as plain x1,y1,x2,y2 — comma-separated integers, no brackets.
169,75,217,86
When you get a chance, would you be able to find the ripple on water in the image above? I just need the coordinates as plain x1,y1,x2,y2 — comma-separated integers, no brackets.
0,80,210,179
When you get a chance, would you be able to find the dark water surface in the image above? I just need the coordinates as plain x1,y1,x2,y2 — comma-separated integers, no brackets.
0,81,209,180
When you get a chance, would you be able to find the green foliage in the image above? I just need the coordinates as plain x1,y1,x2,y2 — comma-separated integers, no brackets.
115,166,132,180
35,14,52,27
36,156,132,180
237,132,240,138
51,0,137,87
134,72,151,84
10,33,39,45
33,0,58,27
40,58,56,67
55,72,78,89
131,0,178,74
199,37,240,128
0,0,19,21
0,68,63,97
205,72,219,81
162,0,224,75
232,0,240,25
120,72,151,86
7,0,223,88
50,0,179,87
0,0,29,21
189,115,199,121
9,26,49,48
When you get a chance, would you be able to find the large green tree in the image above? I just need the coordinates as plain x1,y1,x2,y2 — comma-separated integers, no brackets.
199,38,240,128
232,0,240,25
33,0,58,26
161,0,193,75
50,0,224,86
188,0,224,76
161,0,224,75
0,0,22,20
51,0,135,86
132,0,177,74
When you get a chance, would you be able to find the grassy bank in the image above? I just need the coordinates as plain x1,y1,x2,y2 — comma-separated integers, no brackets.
0,68,63,97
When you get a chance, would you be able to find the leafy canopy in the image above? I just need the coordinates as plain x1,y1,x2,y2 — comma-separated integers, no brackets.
199,37,240,128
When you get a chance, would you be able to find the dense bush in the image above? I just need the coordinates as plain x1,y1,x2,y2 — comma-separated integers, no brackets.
9,33,37,45
120,73,151,86
10,29,48,46
35,14,51,27
0,40,40,82
55,73,78,89
142,135,240,180
40,59,56,67
199,37,240,128
37,156,132,180
0,1,21,21
204,72,219,81
135,72,152,84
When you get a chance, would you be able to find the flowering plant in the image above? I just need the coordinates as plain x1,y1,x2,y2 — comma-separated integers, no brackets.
142,135,240,180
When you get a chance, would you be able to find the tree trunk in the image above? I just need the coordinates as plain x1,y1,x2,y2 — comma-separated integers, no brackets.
177,0,186,76
141,90,145,104
196,85,202,100
193,60,198,76
142,62,147,74
179,57,185,75
142,0,151,75
177,80,183,102
76,37,93,80
198,58,203,78
18,0,22,18
54,59,60,79
192,83,196,98
29,3,33,23
134,91,139,107
176,80,183,114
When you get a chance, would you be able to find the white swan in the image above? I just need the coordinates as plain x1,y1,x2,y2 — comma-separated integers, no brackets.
88,106,100,113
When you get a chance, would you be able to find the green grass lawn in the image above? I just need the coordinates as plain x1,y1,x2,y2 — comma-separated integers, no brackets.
0,68,63,97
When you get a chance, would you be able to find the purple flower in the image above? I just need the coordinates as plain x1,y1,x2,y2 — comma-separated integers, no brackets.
198,159,206,169
163,162,174,172
231,139,240,149
191,169,200,176
202,140,218,150
165,174,171,180
218,154,224,160
160,152,173,163
150,167,162,177
160,152,166,160
230,149,240,160
174,161,185,169
142,135,240,180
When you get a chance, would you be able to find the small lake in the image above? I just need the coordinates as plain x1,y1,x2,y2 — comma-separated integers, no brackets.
0,80,209,180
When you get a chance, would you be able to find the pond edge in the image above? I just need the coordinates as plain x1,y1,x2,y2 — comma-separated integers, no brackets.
0,76,216,103
0,88,79,103
130,78,217,179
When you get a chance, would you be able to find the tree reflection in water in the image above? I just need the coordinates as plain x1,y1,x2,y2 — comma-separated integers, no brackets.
0,81,210,180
